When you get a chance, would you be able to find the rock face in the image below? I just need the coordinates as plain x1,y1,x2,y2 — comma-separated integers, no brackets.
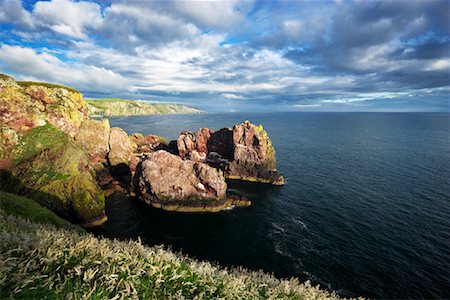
74,119,110,165
177,128,212,162
108,127,133,166
176,121,284,185
226,121,284,185
137,150,229,211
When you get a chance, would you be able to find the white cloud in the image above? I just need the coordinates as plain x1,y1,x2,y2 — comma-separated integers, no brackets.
33,0,102,39
222,93,245,99
0,44,129,92
171,0,254,29
0,0,33,27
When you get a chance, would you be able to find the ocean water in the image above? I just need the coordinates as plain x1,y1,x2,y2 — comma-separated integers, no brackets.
93,112,450,298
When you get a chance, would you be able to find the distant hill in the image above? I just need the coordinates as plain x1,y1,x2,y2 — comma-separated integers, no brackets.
86,98,205,116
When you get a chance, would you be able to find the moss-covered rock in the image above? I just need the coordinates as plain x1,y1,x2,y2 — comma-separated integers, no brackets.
1,123,106,227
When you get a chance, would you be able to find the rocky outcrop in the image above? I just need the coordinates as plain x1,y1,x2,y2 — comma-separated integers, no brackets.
226,121,284,185
176,121,284,185
177,128,212,162
74,119,110,165
137,150,235,212
108,127,133,166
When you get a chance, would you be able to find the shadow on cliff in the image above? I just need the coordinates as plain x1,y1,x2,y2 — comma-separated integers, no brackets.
0,170,78,223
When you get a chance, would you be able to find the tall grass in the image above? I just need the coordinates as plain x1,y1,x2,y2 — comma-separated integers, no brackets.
0,209,349,299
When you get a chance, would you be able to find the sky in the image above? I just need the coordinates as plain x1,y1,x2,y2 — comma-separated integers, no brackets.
0,0,449,112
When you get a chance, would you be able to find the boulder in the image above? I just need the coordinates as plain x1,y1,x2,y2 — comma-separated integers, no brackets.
137,150,229,212
177,128,212,162
108,127,133,166
74,119,110,164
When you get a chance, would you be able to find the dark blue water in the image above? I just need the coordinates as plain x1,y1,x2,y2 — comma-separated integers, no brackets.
95,112,450,298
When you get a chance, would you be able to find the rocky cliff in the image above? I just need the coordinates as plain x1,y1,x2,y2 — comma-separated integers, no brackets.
0,74,106,227
87,98,204,116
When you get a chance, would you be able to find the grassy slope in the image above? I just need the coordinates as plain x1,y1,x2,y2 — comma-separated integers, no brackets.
86,98,204,116
0,205,342,299
17,81,80,93
0,191,82,232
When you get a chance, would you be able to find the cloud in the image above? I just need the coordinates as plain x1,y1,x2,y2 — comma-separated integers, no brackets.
222,93,245,100
0,0,33,27
0,0,448,112
32,0,102,39
169,0,254,30
0,44,129,92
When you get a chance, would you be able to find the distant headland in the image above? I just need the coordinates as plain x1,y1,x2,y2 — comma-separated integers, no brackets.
86,98,204,117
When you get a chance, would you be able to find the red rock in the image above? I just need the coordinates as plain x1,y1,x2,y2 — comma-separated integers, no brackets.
177,128,212,161
137,150,227,210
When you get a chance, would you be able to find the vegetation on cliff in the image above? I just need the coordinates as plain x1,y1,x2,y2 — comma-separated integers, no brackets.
86,98,204,116
0,207,341,299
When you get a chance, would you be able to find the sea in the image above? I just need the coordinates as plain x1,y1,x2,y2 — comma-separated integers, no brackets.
92,112,450,299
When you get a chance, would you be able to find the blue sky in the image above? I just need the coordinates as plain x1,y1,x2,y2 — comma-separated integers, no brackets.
0,0,449,112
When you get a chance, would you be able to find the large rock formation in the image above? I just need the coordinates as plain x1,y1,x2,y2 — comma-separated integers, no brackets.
137,150,236,212
176,121,284,185
226,121,284,185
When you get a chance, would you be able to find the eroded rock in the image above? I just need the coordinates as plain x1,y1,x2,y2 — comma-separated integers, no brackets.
175,121,284,185
137,150,228,211
177,128,212,162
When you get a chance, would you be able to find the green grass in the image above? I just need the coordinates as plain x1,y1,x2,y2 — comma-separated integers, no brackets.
0,208,345,299
18,81,79,93
0,191,82,232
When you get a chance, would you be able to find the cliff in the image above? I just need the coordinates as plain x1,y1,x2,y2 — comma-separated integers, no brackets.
86,98,204,116
0,74,106,227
